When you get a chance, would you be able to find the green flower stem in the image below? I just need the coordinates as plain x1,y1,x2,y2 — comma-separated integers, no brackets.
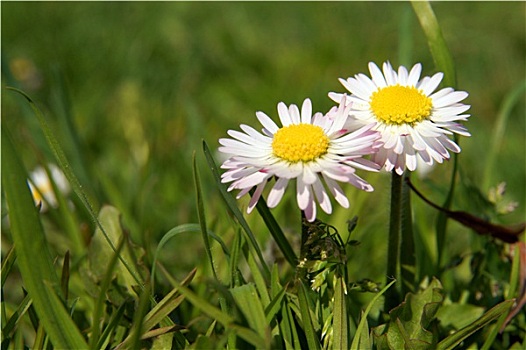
400,172,416,296
385,171,403,311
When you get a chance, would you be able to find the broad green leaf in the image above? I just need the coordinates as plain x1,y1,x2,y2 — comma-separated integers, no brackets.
231,283,270,343
89,236,127,350
373,278,444,350
437,299,515,350
333,276,348,350
436,303,485,330
88,205,141,292
2,124,88,349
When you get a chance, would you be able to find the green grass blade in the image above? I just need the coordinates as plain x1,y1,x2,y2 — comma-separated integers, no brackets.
2,124,88,349
483,80,526,189
1,245,16,288
254,195,298,267
230,283,269,342
174,280,266,348
193,151,218,279
332,276,348,350
297,280,321,350
411,0,456,86
437,299,515,350
151,224,228,289
6,86,143,288
202,140,270,279
351,279,397,350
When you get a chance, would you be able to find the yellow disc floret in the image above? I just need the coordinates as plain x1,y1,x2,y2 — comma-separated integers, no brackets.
370,85,432,125
272,124,330,163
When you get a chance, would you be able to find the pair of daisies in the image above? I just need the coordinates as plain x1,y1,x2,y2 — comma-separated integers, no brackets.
219,62,471,222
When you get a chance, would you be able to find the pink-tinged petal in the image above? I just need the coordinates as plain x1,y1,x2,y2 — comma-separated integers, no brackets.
439,136,461,153
322,174,349,208
344,157,381,172
312,179,332,214
369,62,387,88
278,102,292,126
348,173,374,192
267,177,289,208
247,181,267,214
256,111,279,133
303,197,316,222
301,98,313,124
405,149,418,172
235,186,252,199
232,171,270,190
420,72,443,95
407,63,422,86
289,103,301,124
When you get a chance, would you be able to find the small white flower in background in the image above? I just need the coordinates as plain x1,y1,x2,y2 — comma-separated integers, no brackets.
28,164,70,212
218,97,382,222
329,61,471,175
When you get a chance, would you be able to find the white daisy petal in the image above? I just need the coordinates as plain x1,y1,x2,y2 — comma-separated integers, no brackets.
369,62,387,88
301,98,312,124
421,72,444,95
277,102,292,126
256,111,279,134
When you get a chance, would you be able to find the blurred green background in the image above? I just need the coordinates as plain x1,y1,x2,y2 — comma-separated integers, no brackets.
2,2,525,283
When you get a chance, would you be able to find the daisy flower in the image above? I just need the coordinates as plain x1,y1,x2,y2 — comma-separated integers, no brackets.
329,61,471,175
219,97,382,222
28,163,70,212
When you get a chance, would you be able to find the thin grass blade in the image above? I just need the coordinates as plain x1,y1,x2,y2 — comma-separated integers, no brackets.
437,299,515,350
2,124,88,349
297,280,321,350
202,139,270,279
333,276,348,350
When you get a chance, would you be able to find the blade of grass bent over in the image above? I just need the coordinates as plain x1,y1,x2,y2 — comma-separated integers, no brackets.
6,87,143,288
202,140,270,279
2,124,88,349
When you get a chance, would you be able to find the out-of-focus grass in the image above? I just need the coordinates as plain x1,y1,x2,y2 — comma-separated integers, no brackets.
2,1,524,286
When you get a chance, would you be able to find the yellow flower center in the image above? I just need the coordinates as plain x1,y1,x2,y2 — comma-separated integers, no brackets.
370,85,432,125
272,124,330,163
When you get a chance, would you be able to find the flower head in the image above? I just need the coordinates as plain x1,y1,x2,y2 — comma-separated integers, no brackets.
28,164,70,212
219,98,382,222
329,61,471,175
